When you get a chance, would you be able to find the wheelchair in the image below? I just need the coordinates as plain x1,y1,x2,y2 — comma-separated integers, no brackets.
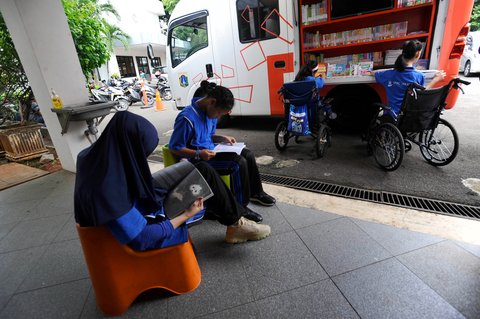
275,80,335,158
366,78,470,171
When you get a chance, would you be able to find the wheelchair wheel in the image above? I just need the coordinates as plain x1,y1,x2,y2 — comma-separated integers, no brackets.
274,121,290,151
315,125,330,158
371,123,404,171
420,118,459,166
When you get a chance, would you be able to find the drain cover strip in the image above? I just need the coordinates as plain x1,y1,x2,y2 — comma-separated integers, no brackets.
260,173,480,220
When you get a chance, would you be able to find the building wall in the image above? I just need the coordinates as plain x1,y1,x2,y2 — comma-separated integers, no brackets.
98,0,166,81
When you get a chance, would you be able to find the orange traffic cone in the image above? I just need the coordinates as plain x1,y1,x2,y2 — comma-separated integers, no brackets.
155,89,165,111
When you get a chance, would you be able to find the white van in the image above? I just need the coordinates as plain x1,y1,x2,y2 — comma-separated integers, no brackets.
460,31,480,76
166,0,473,127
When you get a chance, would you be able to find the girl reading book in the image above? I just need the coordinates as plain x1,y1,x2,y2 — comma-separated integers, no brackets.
74,111,271,249
169,81,276,223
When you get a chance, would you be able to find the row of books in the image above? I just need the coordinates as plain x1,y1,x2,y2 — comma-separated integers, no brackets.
397,0,432,8
312,61,374,78
301,0,431,25
311,59,428,79
301,1,327,25
322,53,379,64
305,50,428,70
305,52,379,65
304,21,408,49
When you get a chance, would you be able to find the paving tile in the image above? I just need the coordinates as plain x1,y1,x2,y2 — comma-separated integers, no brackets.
0,175,56,204
0,295,11,312
276,201,340,230
0,246,46,297
398,241,480,319
351,218,445,255
188,220,232,253
455,240,480,258
80,286,169,319
168,246,253,319
0,222,16,241
188,203,293,254
255,279,359,319
0,215,69,253
238,231,328,300
333,258,464,319
23,194,74,220
297,217,392,276
248,203,294,235
53,215,78,242
17,239,88,292
197,302,261,319
0,199,42,225
0,279,90,319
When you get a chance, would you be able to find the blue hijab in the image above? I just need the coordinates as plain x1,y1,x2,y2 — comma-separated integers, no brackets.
74,111,164,226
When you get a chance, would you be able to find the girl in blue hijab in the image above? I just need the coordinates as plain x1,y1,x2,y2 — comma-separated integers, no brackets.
74,111,202,250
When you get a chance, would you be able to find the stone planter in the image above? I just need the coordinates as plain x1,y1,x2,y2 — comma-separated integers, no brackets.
0,123,48,161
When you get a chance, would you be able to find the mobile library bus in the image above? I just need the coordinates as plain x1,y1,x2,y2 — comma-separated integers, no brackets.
166,0,473,130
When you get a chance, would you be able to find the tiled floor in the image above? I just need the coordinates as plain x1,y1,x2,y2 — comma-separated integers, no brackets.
0,170,479,318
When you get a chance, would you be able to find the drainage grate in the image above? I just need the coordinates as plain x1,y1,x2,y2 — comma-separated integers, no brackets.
261,173,480,221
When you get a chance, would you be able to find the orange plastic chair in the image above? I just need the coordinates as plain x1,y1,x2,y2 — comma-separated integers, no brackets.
76,224,201,316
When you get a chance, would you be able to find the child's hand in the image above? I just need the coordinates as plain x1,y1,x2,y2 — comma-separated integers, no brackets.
184,198,204,218
434,70,446,80
222,135,236,144
199,149,216,160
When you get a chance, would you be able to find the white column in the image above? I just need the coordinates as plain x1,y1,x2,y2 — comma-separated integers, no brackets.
0,0,93,172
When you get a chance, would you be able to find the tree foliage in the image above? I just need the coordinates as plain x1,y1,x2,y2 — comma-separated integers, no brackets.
471,1,480,31
62,0,111,77
1,1,130,121
0,13,32,120
162,0,180,19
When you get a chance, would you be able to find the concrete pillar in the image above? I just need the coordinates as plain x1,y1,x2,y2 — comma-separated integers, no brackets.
0,0,93,172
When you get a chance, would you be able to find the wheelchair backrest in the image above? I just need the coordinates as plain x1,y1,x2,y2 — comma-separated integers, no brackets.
280,80,317,106
397,83,450,133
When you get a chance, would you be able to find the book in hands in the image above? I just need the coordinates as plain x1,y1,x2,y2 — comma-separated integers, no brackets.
213,142,245,155
152,161,213,219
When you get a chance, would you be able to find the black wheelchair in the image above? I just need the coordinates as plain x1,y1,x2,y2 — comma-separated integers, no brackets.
275,80,335,158
366,78,470,171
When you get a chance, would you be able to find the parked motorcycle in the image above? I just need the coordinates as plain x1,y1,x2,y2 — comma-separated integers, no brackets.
90,82,130,111
156,82,173,101
123,79,155,107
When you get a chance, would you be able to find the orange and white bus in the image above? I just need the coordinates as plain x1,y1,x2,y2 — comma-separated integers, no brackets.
166,0,473,129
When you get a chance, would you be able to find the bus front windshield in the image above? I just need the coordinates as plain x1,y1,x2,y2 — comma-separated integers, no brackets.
168,16,208,68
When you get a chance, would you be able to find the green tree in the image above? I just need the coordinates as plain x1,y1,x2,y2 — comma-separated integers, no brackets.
104,24,130,78
162,0,180,19
62,0,111,78
0,13,32,123
471,1,480,31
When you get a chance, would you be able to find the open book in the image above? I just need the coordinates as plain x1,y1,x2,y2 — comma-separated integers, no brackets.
213,142,246,155
152,161,213,219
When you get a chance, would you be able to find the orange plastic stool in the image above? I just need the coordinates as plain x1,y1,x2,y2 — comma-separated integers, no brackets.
76,225,201,316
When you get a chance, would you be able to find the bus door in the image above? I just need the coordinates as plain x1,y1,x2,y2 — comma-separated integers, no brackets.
168,11,214,107
232,0,295,116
